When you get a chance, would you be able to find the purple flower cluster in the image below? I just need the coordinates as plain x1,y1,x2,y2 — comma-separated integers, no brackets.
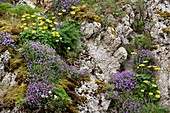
0,0,6,2
52,0,80,14
21,41,90,82
25,81,54,107
21,41,64,82
111,70,137,91
119,98,141,113
130,49,156,75
0,32,15,47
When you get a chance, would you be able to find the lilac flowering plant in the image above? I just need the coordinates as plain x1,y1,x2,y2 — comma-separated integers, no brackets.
52,0,80,14
130,49,157,75
25,81,54,108
0,32,16,47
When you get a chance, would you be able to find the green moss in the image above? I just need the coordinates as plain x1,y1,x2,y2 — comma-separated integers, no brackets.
156,9,170,18
3,83,27,108
16,65,28,84
95,80,109,93
12,35,20,42
73,5,101,23
162,28,170,33
8,58,24,71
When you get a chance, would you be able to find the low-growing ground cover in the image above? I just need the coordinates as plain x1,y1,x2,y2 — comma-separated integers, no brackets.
0,0,169,113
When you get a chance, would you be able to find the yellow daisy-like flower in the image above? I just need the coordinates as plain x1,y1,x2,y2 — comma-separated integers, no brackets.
45,19,50,22
58,13,62,15
42,31,45,33
54,22,58,24
155,94,160,98
139,64,145,67
143,60,148,63
30,26,33,28
152,66,157,68
130,52,137,55
154,68,163,71
71,6,77,9
22,15,26,18
137,67,139,69
149,92,153,96
140,89,145,92
151,84,157,87
31,15,35,18
49,24,53,27
55,32,59,35
27,17,30,19
24,27,28,30
23,23,27,26
38,23,43,26
56,34,60,37
32,30,36,34
62,9,66,12
21,18,25,21
70,11,76,15
52,32,55,36
52,28,56,31
52,17,55,19
32,23,36,26
147,66,152,68
37,17,42,20
143,80,149,84
39,27,43,30
156,90,160,93
20,25,24,29
43,26,48,30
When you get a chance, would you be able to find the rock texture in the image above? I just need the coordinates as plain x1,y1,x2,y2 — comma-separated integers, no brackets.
74,21,128,113
0,50,19,98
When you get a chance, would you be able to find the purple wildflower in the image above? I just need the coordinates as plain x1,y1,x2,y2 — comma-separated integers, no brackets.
0,32,16,47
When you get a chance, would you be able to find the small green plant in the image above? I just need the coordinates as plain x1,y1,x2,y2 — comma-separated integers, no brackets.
133,74,160,103
139,103,169,113
9,4,42,17
57,20,84,59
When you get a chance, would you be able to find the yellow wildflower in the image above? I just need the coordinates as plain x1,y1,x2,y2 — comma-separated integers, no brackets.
49,24,53,27
147,66,152,68
21,18,25,21
58,13,62,15
54,22,58,24
43,26,48,30
70,11,76,15
140,89,145,92
71,6,77,9
137,67,139,69
52,28,56,31
39,27,43,30
27,17,30,19
139,64,145,67
37,17,42,20
22,15,26,18
155,94,160,98
32,23,36,26
156,90,160,93
55,32,59,35
52,17,55,19
42,31,45,33
24,27,28,30
154,68,163,71
52,32,55,36
38,23,43,26
32,30,36,34
31,15,35,18
149,92,153,96
30,26,33,28
20,25,24,29
23,23,27,26
143,60,148,63
152,84,157,87
62,9,66,12
143,80,149,84
130,52,137,55
56,34,60,37
152,66,157,68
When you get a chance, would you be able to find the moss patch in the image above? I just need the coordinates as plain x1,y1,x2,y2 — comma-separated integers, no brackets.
156,9,170,19
162,28,170,34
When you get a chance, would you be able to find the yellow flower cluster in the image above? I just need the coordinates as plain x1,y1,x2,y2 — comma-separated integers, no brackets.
20,13,60,38
130,52,137,55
